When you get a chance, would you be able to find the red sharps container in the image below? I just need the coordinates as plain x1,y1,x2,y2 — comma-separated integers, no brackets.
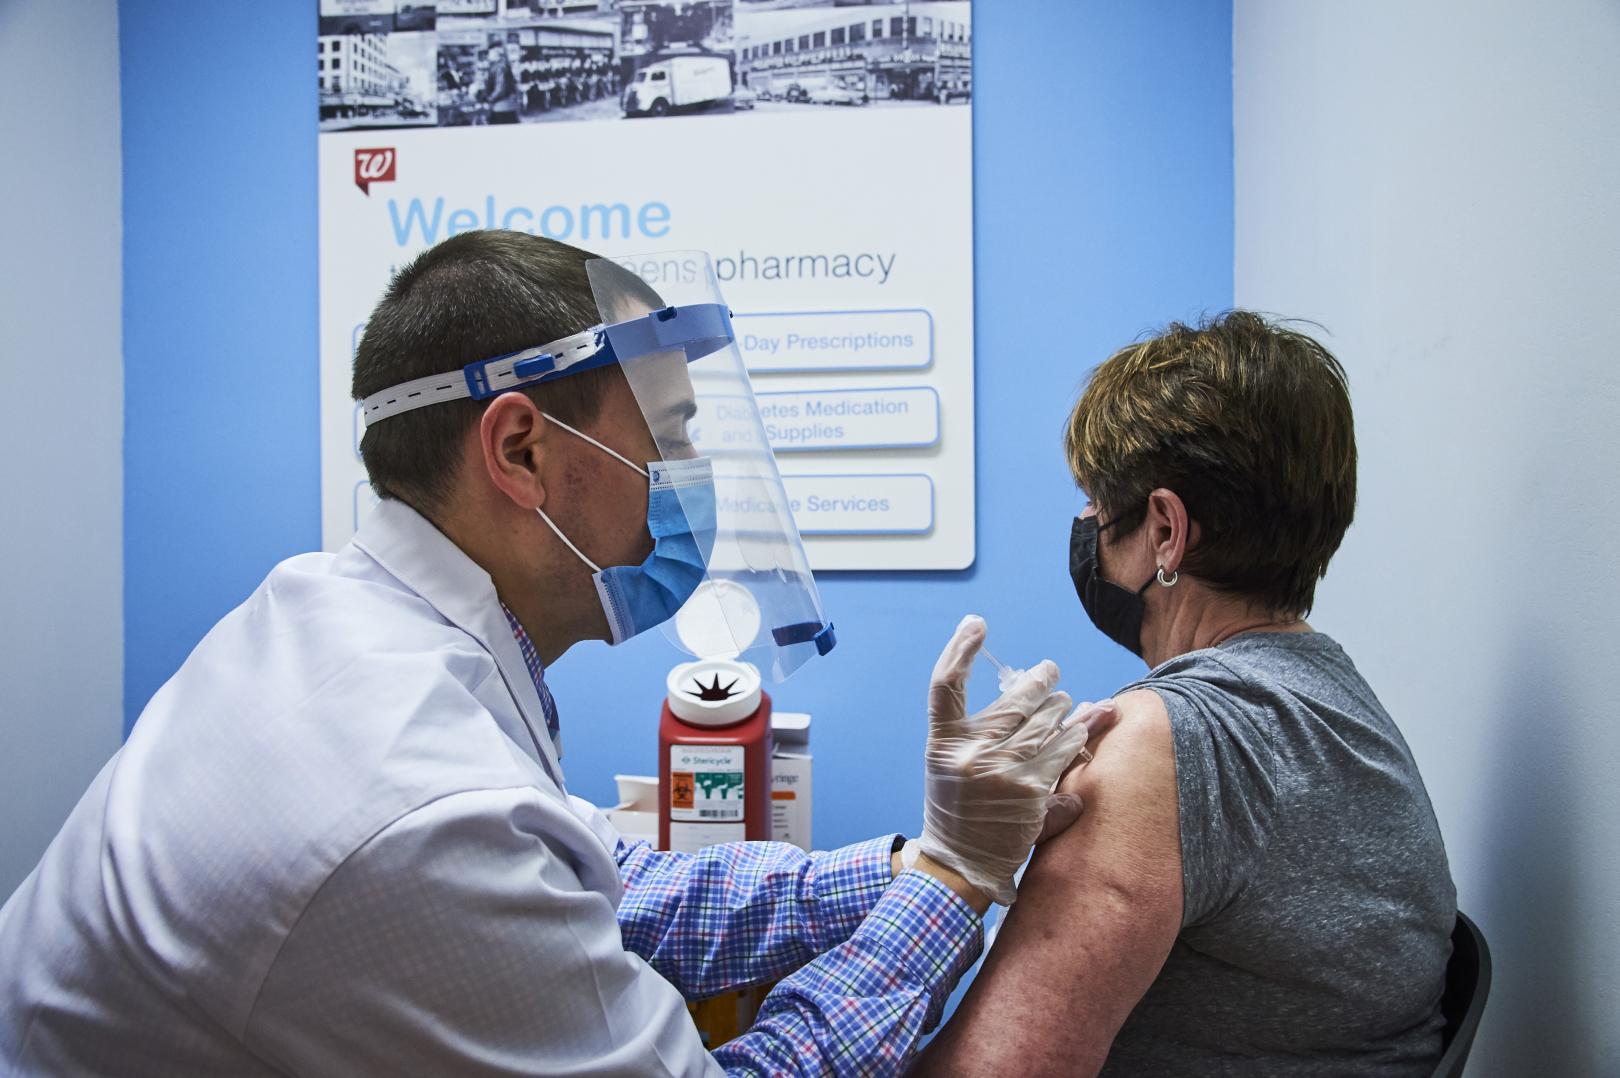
659,658,774,853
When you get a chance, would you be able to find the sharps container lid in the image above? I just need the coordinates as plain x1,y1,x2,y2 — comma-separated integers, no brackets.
666,659,763,726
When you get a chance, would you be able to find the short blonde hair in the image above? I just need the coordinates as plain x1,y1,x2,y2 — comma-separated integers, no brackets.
1064,311,1357,617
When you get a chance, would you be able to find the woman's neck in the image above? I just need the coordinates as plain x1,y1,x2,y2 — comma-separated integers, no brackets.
1142,589,1308,668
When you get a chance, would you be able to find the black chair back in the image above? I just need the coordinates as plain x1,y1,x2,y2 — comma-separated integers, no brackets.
1432,911,1491,1077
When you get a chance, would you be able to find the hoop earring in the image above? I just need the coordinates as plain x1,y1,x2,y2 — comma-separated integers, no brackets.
1156,566,1179,588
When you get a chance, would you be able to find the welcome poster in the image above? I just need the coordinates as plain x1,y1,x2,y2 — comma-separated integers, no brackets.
318,0,975,570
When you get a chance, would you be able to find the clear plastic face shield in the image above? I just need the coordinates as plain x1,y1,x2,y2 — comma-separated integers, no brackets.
356,249,834,683
588,252,833,682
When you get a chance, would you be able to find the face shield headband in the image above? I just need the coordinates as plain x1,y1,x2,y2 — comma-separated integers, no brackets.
357,302,736,428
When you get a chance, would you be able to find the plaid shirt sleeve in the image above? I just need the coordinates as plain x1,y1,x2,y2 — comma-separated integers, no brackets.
713,869,983,1076
615,835,900,999
614,838,982,1076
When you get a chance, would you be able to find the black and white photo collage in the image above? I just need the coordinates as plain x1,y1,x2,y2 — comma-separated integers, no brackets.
318,0,971,131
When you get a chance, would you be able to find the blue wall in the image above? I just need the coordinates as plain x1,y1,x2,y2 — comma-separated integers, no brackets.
121,3,321,729
121,1,1231,850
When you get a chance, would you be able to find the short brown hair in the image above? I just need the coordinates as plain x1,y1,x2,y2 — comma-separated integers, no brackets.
1064,311,1356,617
352,230,659,515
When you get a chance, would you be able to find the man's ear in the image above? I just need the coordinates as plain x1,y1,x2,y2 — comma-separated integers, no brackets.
478,392,551,511
1146,487,1192,575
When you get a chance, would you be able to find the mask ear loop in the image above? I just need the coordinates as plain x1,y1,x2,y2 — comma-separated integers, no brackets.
541,412,649,478
537,508,603,574
535,412,653,575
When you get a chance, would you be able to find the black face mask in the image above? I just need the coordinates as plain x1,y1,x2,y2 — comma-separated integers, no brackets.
1069,514,1154,658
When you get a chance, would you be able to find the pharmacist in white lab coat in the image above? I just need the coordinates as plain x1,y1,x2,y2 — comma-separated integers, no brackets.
0,232,1107,1077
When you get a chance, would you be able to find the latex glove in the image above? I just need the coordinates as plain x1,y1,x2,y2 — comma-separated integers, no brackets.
919,615,1095,905
1034,699,1120,843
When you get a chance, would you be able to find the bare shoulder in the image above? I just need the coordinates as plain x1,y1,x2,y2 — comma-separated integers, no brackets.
1057,687,1173,803
1038,686,1181,899
1112,686,1170,725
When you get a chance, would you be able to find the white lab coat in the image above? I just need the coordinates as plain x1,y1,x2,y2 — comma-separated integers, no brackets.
0,498,725,1076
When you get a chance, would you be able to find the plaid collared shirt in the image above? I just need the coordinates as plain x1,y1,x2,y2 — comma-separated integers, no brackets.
500,603,561,755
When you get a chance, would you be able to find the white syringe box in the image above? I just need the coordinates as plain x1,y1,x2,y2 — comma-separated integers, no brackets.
771,711,812,852
607,774,660,848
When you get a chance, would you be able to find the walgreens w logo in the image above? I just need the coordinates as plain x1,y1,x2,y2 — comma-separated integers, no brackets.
354,148,396,195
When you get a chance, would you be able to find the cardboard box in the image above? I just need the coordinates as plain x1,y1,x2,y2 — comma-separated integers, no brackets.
770,711,812,851
607,773,659,848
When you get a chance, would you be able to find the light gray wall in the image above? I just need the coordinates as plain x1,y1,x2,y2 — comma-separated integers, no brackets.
1235,2,1620,1073
0,0,124,897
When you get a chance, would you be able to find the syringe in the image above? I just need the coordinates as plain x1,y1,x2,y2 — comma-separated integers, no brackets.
983,644,1092,754
979,645,1023,692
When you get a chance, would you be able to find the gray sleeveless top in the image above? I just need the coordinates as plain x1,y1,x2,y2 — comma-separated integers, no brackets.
1103,631,1456,1076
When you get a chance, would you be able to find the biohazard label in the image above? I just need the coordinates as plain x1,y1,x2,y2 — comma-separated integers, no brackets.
669,745,745,823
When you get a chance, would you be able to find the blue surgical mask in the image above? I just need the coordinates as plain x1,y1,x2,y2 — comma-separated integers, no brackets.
536,414,717,645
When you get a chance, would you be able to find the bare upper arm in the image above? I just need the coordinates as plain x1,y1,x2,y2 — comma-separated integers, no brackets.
910,689,1183,1078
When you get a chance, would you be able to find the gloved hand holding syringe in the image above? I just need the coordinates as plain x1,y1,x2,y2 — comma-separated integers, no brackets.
912,615,1117,906
977,636,1106,835
980,642,1099,765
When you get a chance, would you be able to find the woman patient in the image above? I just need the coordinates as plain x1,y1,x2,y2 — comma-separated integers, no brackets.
915,312,1456,1076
